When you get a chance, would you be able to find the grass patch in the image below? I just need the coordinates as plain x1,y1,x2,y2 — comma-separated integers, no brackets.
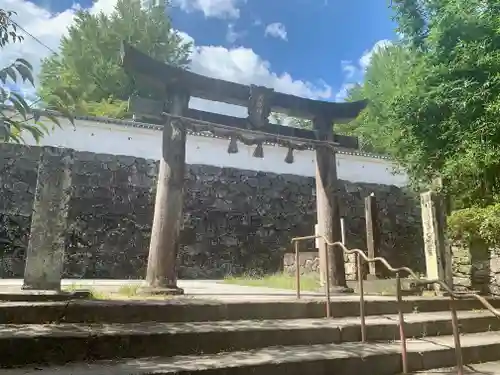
62,284,109,299
62,283,175,300
63,283,141,300
224,273,320,291
117,284,141,297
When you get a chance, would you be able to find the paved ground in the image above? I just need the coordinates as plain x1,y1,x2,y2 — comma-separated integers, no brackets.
0,279,398,301
0,279,324,301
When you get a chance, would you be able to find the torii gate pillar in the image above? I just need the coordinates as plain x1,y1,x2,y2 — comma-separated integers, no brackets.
314,116,351,293
142,91,189,295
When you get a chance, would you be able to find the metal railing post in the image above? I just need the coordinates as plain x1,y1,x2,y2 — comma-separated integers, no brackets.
357,253,366,342
396,272,408,374
340,217,347,244
290,233,500,372
324,242,331,318
450,295,464,375
295,240,300,299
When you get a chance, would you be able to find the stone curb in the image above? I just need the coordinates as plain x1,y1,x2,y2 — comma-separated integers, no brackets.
2,297,500,324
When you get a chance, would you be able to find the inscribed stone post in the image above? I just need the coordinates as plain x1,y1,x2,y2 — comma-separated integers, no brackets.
365,193,379,280
420,190,453,293
23,146,74,291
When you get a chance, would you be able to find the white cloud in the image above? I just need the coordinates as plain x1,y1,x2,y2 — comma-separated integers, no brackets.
175,30,332,115
225,23,246,44
335,83,355,102
359,39,392,70
188,45,332,116
189,46,331,98
5,0,333,118
172,0,241,19
0,0,117,88
340,60,357,80
264,22,288,41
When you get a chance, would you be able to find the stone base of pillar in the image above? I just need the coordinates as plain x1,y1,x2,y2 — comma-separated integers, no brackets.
138,286,185,296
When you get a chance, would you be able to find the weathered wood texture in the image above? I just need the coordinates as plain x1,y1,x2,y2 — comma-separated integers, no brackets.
22,147,74,291
145,92,189,292
314,116,348,290
129,96,359,149
121,42,367,125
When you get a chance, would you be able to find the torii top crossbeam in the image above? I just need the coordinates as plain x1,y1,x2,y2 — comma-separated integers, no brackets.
120,42,368,151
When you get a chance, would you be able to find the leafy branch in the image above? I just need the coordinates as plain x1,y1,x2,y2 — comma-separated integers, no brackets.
0,9,74,143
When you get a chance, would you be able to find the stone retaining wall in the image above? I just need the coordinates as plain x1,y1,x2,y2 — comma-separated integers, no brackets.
452,241,500,295
0,143,425,279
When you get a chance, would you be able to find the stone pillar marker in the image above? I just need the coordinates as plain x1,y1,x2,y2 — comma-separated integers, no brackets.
23,146,74,291
420,189,453,293
365,193,379,280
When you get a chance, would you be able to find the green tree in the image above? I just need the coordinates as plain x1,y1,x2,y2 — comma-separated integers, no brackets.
345,0,500,207
0,9,72,143
38,0,192,118
271,113,312,129
339,45,416,155
334,84,377,153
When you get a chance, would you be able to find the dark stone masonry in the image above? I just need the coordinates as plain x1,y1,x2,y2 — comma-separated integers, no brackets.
452,240,500,295
0,143,425,279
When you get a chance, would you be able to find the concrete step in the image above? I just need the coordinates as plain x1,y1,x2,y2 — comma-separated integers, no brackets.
414,361,500,374
5,331,500,375
0,311,499,367
2,297,500,324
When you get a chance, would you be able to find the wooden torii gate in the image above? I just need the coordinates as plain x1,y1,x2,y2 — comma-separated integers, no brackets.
120,42,367,295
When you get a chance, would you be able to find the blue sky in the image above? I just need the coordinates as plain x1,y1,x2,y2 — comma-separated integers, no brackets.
15,0,397,104
172,0,397,91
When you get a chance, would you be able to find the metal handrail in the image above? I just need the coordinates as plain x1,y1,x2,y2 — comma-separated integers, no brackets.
291,234,500,375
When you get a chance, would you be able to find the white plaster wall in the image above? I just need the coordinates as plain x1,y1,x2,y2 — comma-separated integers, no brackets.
21,118,408,186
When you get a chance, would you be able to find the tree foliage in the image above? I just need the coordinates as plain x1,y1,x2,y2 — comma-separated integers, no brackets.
448,203,500,248
38,0,192,118
344,0,500,207
270,113,312,129
79,97,129,118
0,9,73,143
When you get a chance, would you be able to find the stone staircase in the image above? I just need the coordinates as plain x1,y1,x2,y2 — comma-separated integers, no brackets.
3,297,500,374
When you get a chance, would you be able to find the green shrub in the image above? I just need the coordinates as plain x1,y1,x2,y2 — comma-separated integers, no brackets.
448,203,500,247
